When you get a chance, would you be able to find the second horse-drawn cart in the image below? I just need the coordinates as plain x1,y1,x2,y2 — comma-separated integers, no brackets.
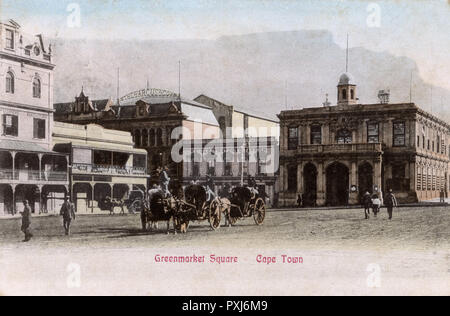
139,184,266,234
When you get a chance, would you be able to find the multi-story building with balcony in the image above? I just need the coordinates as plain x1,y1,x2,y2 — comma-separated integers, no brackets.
53,122,148,213
278,73,450,207
0,19,69,215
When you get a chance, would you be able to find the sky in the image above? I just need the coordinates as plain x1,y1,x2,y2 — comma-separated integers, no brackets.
1,0,449,91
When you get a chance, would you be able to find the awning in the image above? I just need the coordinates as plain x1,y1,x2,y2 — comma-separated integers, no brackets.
0,140,61,155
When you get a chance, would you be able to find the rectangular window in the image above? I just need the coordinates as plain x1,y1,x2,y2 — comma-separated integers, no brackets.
3,114,18,136
5,29,14,49
33,118,46,139
423,136,425,149
417,136,420,147
367,122,379,143
393,122,405,146
310,125,322,144
224,162,232,176
288,127,299,150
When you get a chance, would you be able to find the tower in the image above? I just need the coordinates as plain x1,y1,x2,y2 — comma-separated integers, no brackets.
337,34,357,106
337,72,357,106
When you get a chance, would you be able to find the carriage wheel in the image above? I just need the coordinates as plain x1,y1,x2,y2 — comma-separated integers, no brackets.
253,198,266,226
130,199,142,214
208,199,222,230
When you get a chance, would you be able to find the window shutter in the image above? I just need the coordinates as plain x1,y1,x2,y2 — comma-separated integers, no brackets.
12,115,18,136
33,119,38,138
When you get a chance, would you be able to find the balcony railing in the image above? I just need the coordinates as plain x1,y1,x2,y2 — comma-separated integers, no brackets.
291,143,382,154
0,169,68,182
72,163,147,176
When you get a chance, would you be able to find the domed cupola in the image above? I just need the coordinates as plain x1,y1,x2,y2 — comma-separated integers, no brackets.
337,72,357,106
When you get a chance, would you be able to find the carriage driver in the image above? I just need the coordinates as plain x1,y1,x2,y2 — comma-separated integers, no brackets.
205,175,217,202
159,166,171,198
248,176,259,199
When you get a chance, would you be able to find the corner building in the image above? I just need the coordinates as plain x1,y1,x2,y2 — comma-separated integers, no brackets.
279,73,450,207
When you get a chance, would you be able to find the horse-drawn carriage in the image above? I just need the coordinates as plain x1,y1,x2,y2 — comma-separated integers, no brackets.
140,184,222,234
139,184,266,234
225,186,266,226
178,184,222,231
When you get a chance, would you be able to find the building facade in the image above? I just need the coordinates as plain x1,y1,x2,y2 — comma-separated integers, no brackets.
53,122,148,213
54,88,221,185
279,73,450,207
0,20,69,215
54,89,280,205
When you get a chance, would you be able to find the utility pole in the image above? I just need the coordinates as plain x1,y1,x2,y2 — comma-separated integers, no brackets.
116,67,120,105
178,60,181,98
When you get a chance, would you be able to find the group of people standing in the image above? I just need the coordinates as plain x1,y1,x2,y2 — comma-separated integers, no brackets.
362,189,398,220
19,196,76,242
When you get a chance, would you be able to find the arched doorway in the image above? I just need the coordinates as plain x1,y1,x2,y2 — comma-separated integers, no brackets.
303,163,317,207
358,162,373,201
326,162,349,206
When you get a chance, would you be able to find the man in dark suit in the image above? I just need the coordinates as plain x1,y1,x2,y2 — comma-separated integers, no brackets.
20,200,33,242
384,189,398,220
60,196,76,235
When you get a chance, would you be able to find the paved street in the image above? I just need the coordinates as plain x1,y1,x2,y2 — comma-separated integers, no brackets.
0,206,449,295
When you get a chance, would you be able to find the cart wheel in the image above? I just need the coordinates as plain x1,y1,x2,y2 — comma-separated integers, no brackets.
209,199,222,230
253,198,266,226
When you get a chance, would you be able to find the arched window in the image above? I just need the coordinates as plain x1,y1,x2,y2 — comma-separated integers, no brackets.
350,89,354,100
33,77,41,98
287,165,298,192
337,129,352,144
156,128,163,146
142,129,148,147
134,130,141,147
149,129,155,147
6,72,14,93
342,89,347,100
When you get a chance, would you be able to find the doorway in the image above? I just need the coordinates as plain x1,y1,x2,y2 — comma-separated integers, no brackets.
326,162,349,206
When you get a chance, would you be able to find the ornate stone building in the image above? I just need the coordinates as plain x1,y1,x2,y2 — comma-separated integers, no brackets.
279,73,450,207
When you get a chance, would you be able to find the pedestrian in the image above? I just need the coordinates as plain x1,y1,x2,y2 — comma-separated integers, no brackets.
20,200,33,242
439,189,445,203
297,194,303,208
371,193,381,217
362,192,372,219
384,189,398,220
60,196,76,235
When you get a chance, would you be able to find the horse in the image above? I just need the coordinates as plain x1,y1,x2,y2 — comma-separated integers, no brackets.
141,191,179,234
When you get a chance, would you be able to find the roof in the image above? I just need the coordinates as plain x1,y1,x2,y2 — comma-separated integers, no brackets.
92,99,110,111
0,140,59,154
54,99,112,113
338,72,354,85
195,94,279,123
54,102,72,113
181,103,219,126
